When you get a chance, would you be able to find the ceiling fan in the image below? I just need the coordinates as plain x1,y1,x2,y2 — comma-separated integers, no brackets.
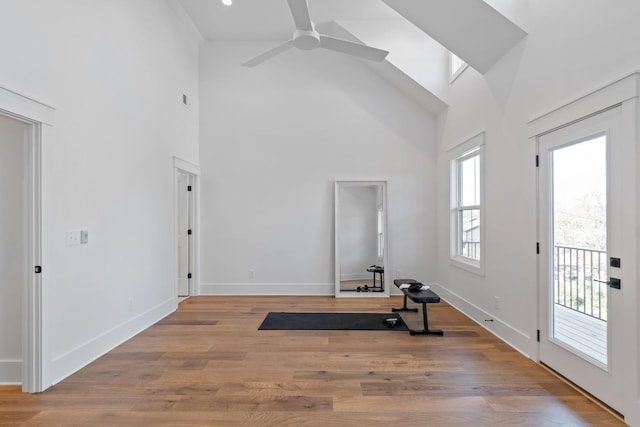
242,0,390,67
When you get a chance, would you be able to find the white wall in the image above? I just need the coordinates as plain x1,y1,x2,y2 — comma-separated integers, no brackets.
0,115,28,384
0,0,200,387
434,0,640,420
199,42,438,295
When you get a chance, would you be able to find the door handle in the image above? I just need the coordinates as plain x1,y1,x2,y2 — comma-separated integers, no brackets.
595,278,621,289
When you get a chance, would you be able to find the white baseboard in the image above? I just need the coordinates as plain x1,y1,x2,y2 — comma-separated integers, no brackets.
0,359,21,385
199,282,335,296
49,297,176,388
429,283,536,358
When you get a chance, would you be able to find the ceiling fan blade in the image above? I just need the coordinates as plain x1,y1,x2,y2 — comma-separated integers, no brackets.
241,40,294,67
287,0,313,31
319,35,389,62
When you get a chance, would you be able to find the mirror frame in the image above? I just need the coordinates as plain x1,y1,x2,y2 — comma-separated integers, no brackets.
334,180,389,297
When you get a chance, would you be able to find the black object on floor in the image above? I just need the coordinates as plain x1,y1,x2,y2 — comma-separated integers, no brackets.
393,279,444,336
258,312,408,331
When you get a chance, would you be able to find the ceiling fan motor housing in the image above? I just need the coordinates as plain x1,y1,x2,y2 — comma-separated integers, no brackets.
241,2,389,67
293,28,320,50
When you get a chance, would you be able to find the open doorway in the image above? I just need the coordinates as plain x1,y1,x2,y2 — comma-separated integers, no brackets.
174,158,199,301
0,114,30,386
0,88,48,392
176,171,194,298
1,86,52,392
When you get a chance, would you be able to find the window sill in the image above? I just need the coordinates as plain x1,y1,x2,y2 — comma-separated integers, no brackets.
450,256,485,276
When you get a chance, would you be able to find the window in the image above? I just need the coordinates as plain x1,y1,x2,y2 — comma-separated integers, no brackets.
450,132,485,274
377,207,384,259
450,52,468,83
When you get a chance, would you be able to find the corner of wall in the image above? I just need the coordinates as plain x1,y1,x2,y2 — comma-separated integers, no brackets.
430,283,536,358
47,297,176,388
165,0,205,45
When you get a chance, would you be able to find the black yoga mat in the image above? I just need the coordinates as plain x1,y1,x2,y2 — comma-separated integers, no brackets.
258,312,408,331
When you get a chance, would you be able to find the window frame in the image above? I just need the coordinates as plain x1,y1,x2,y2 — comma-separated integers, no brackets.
449,132,485,275
376,206,384,260
450,52,469,83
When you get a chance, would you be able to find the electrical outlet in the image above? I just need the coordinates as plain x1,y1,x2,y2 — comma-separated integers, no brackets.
80,230,88,244
396,270,402,279
493,296,500,311
248,269,255,279
66,230,81,246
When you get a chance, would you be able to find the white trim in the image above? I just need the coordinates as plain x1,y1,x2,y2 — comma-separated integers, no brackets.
173,156,200,175
23,124,43,393
446,130,486,155
49,297,175,386
430,283,535,357
527,70,640,138
200,282,335,296
449,255,482,275
0,85,55,126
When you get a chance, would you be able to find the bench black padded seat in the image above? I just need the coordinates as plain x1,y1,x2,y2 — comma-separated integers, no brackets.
393,279,443,336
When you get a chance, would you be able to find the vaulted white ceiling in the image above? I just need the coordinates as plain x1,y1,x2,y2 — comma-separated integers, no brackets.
382,0,527,74
177,0,402,41
177,0,527,113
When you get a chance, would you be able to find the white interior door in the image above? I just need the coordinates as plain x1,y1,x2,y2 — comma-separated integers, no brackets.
0,114,29,384
176,172,194,297
538,106,627,414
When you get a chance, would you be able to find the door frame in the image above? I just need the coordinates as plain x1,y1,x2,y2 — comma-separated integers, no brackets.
537,108,623,408
527,71,640,423
0,85,54,393
173,157,200,298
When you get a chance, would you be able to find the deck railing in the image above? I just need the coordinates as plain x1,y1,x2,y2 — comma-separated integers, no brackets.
554,245,608,321
462,241,480,260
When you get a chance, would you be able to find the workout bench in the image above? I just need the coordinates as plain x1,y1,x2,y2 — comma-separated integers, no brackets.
393,279,443,336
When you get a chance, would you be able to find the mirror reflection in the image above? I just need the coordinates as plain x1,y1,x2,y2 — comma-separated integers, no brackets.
335,181,388,296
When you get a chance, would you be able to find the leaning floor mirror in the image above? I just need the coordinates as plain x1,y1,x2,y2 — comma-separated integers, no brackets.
335,181,389,297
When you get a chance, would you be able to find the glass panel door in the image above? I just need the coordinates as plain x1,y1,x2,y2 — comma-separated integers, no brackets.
551,135,607,365
538,106,625,414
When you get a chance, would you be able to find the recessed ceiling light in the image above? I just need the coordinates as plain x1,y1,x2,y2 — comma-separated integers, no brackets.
222,0,233,5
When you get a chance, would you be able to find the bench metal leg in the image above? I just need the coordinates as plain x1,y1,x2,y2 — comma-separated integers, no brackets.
409,303,443,336
392,294,418,313
369,271,384,292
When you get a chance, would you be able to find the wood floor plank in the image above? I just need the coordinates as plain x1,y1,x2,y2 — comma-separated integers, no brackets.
132,394,333,412
333,395,490,413
215,380,363,397
0,296,625,426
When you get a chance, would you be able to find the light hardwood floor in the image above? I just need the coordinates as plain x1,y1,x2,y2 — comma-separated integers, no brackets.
1,296,624,426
